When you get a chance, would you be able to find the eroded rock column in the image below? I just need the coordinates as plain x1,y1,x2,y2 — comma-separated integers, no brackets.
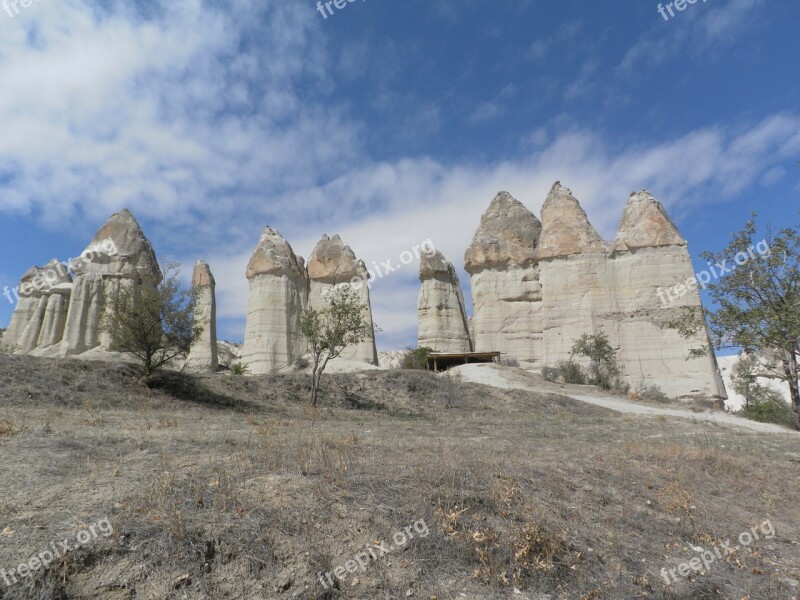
4,260,72,354
62,209,162,357
538,182,610,367
242,227,309,374
187,261,219,371
464,192,542,368
307,234,378,365
417,250,472,352
608,191,726,400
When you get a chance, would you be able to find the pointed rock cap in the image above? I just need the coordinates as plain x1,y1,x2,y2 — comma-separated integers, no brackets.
18,259,72,297
72,208,162,283
307,234,369,282
192,261,215,287
538,182,605,259
464,191,541,273
420,249,460,283
246,226,305,279
611,190,687,252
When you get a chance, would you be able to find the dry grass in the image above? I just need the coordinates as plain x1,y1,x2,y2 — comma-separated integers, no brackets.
0,418,22,438
0,353,798,599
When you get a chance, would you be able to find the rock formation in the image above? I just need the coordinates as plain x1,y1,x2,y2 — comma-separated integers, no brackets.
2,188,726,402
306,234,378,365
3,260,72,353
538,183,611,368
187,261,218,371
4,209,162,359
242,227,309,375
605,190,725,399
459,183,726,402
62,209,161,356
464,192,542,368
417,250,472,352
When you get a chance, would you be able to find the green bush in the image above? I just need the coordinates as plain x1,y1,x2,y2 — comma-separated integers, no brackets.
402,347,437,370
229,362,250,376
736,396,796,428
570,331,626,391
557,360,586,385
731,355,797,427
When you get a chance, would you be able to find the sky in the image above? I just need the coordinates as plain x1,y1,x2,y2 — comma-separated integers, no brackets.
0,0,798,351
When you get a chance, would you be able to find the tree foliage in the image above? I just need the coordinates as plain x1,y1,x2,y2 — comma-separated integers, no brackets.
570,330,625,391
402,346,436,370
299,284,375,406
673,216,800,423
102,264,203,378
731,355,796,427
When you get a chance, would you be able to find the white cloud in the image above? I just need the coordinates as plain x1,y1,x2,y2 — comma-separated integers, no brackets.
0,1,358,231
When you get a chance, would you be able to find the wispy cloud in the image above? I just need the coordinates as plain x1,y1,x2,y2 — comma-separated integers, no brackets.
620,0,766,71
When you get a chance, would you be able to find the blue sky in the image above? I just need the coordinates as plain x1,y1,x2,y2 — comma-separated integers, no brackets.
0,0,797,350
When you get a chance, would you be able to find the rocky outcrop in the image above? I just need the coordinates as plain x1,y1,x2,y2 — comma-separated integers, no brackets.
464,192,543,368
242,227,309,375
4,209,162,359
217,341,243,369
538,182,606,258
187,261,218,371
307,234,378,365
62,209,161,356
606,191,726,399
417,250,472,352
610,191,686,252
3,260,72,353
461,182,725,402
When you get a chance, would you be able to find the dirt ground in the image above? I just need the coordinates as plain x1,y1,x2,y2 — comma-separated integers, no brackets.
0,353,798,599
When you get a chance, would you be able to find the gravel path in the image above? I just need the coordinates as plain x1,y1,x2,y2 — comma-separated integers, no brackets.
446,363,797,434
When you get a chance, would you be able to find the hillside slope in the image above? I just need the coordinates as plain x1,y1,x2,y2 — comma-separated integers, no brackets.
0,354,798,599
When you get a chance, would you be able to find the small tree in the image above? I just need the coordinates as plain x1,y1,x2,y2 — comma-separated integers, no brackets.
670,216,800,427
571,330,624,391
102,264,203,378
402,346,436,370
300,284,375,406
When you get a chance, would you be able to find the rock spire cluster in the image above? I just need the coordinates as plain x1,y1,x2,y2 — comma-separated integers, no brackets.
3,185,726,402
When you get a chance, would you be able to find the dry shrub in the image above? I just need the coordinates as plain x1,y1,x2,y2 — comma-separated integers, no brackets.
658,481,695,531
0,418,22,437
435,476,582,589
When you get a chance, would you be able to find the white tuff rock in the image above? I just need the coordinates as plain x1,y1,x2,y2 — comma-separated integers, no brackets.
187,261,218,372
306,234,378,365
417,250,472,352
242,227,309,374
464,192,543,368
